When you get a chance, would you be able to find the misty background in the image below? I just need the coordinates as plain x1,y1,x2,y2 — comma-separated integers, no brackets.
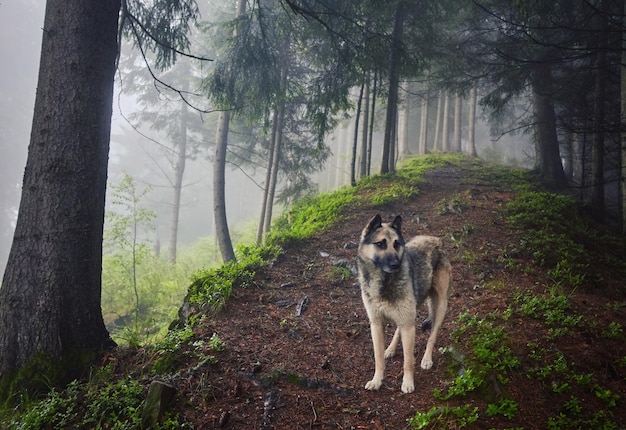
0,1,532,277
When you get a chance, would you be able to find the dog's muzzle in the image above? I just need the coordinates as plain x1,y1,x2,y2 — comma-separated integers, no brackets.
377,254,401,273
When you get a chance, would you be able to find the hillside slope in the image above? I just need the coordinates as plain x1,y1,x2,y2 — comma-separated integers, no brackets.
9,157,625,429
161,158,626,429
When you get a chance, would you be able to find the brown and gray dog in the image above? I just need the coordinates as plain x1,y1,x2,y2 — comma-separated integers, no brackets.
356,214,451,393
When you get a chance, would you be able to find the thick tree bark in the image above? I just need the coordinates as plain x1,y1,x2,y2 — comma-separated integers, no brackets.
530,62,567,188
0,0,120,378
621,0,626,233
591,0,608,221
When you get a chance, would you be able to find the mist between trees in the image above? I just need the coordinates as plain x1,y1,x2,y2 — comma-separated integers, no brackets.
0,0,624,380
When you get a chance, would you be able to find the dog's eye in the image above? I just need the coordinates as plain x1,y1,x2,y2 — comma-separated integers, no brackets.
374,240,387,250
393,240,402,251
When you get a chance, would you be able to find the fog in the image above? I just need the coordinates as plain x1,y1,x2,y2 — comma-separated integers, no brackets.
0,1,267,274
0,1,533,276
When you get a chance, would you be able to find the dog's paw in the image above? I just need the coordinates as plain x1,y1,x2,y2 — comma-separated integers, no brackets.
401,379,415,394
420,356,433,370
365,379,382,391
384,348,396,359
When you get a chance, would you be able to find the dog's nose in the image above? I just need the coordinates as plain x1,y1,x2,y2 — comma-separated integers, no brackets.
387,257,400,271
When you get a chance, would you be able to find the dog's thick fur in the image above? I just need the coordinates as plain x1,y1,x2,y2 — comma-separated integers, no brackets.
357,214,451,393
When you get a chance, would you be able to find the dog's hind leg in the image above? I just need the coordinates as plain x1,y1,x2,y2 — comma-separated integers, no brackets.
420,266,450,370
399,324,416,393
365,321,386,390
384,327,401,358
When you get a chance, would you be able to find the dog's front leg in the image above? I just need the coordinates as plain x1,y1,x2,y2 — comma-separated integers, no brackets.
400,324,416,393
365,321,385,390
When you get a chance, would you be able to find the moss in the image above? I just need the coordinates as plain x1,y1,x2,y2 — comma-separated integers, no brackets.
0,345,101,406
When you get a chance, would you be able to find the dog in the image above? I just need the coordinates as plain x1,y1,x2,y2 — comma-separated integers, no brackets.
356,214,451,393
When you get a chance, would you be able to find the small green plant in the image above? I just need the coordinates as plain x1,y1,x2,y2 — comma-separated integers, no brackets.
438,194,466,215
407,404,479,429
434,369,483,400
601,322,623,339
593,385,619,407
186,244,280,315
486,398,518,419
209,333,224,352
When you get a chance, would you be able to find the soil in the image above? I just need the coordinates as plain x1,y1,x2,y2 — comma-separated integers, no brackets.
112,162,626,429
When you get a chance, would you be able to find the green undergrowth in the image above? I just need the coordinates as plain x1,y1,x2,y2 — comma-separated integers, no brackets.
409,164,624,429
7,154,626,429
183,244,282,316
270,154,462,244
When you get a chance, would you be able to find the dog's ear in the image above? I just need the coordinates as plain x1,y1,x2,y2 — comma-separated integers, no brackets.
364,214,382,236
390,215,402,232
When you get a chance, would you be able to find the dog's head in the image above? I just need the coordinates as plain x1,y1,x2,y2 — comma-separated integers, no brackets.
359,214,406,273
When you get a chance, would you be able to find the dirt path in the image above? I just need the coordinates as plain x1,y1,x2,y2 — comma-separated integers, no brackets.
157,163,626,429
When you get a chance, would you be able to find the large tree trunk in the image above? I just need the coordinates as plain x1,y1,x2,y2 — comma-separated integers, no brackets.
621,0,626,233
381,0,404,174
169,90,188,264
213,111,236,262
0,0,120,379
591,0,608,221
530,62,567,188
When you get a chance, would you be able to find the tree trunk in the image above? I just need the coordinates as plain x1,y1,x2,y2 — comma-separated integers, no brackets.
418,85,429,155
453,94,462,152
367,71,378,176
621,0,626,233
0,0,120,379
381,0,404,174
468,86,478,157
591,0,608,221
213,0,245,262
399,81,411,158
351,78,365,186
256,112,278,245
433,90,443,152
213,111,236,262
263,102,285,237
530,62,567,188
168,88,188,264
359,70,370,179
442,91,450,152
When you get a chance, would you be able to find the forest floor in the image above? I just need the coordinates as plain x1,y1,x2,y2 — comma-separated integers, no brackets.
111,159,626,429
